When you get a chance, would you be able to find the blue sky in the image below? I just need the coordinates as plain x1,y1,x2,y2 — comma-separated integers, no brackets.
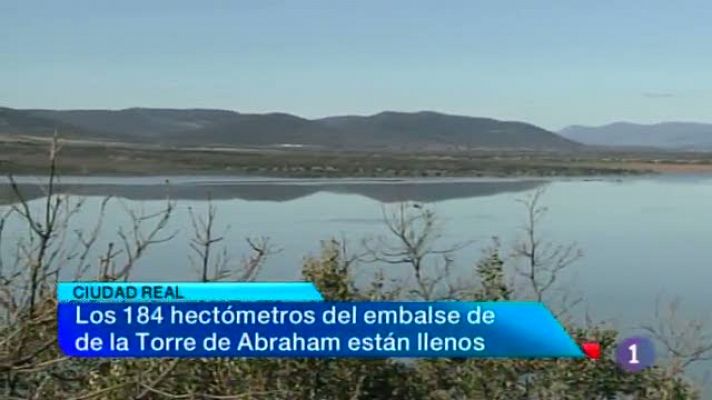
1,0,711,130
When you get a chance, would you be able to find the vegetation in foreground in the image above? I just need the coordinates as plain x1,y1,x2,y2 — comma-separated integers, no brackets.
1,140,710,399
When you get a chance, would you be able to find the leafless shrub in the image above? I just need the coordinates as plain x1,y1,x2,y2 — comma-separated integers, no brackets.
363,202,472,300
512,187,583,316
110,198,177,281
643,296,712,377
189,197,223,282
189,197,275,283
7,133,73,315
71,196,111,279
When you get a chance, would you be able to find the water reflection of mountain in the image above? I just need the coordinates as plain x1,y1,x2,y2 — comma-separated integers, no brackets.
0,179,545,205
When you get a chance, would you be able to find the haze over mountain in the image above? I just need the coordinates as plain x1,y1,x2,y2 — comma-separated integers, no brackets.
0,107,580,151
560,122,712,150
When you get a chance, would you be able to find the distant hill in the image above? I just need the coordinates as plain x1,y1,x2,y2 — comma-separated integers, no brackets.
0,107,581,151
0,107,89,138
560,122,712,150
318,111,578,150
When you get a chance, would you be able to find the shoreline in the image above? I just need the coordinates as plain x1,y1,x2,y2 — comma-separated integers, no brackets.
5,138,712,178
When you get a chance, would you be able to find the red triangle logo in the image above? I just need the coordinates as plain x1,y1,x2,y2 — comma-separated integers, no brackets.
581,342,601,360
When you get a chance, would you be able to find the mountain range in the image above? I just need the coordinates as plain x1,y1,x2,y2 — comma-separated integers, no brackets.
5,107,712,152
560,122,712,150
0,107,579,151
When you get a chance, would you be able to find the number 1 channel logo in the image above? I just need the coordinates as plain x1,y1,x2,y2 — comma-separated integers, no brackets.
616,336,656,373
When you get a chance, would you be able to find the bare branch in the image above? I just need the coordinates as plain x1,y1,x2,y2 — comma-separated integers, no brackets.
363,202,473,300
511,187,582,312
642,296,712,375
